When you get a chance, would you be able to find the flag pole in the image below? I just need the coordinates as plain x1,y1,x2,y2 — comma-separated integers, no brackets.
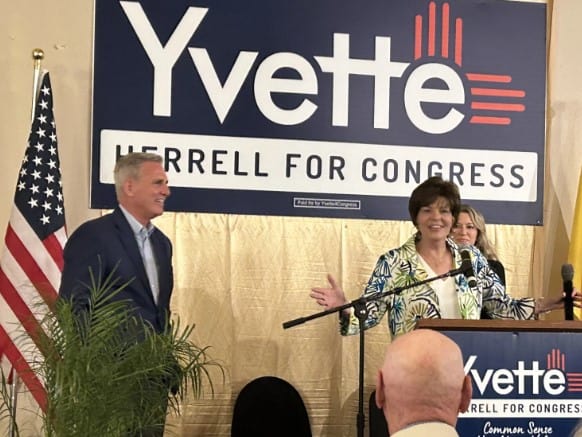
31,48,44,121
7,368,20,437
8,48,46,437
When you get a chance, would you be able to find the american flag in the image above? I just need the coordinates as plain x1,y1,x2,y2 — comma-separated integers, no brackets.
0,72,67,411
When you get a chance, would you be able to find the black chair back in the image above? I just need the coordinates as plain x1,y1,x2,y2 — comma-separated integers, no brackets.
232,376,312,437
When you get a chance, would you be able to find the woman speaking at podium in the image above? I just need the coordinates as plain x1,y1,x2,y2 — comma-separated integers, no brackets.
310,176,578,337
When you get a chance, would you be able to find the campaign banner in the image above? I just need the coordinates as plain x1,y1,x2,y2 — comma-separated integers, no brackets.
91,0,546,224
447,330,582,436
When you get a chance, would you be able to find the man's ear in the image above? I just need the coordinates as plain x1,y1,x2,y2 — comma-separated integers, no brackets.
123,178,134,197
459,374,473,413
375,369,386,409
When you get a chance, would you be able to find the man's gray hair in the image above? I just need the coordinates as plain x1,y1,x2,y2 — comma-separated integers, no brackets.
113,152,163,198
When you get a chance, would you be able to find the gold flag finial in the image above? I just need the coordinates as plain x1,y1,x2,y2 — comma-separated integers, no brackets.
32,48,44,60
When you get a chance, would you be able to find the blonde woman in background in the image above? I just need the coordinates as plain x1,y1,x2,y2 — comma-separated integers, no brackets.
450,204,505,285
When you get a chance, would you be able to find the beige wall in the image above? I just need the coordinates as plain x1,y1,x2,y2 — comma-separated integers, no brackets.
0,1,99,232
1,1,580,436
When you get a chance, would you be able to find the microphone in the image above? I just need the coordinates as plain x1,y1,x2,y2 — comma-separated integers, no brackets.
460,249,477,288
562,263,574,321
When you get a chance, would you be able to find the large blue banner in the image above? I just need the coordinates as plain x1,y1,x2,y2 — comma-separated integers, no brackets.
91,0,546,224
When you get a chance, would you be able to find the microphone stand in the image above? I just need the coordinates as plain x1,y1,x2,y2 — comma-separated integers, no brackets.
283,264,469,437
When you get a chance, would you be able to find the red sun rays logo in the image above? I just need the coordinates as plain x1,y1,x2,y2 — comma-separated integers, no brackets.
414,1,526,126
547,348,582,393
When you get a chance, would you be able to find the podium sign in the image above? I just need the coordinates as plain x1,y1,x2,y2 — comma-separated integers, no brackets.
417,320,582,436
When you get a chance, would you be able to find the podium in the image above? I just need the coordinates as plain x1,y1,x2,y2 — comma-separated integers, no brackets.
416,319,582,436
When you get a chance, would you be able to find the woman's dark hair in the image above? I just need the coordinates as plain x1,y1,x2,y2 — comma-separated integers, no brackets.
408,176,461,225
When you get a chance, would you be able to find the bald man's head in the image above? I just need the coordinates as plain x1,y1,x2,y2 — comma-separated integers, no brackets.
375,329,472,434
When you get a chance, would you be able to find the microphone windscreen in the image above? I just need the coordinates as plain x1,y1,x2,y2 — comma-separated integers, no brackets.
562,263,574,281
460,249,472,269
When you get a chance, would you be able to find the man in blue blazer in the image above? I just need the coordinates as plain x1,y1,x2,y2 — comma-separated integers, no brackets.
59,152,173,333
58,152,173,436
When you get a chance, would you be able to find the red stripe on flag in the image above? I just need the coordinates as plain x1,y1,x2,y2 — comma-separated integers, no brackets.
43,232,64,272
0,324,47,411
0,269,47,348
5,225,57,307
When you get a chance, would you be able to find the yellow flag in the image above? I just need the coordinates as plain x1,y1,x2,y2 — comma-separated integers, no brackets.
568,170,582,319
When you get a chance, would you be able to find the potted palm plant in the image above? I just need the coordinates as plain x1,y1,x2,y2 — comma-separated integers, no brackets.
1,267,222,436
